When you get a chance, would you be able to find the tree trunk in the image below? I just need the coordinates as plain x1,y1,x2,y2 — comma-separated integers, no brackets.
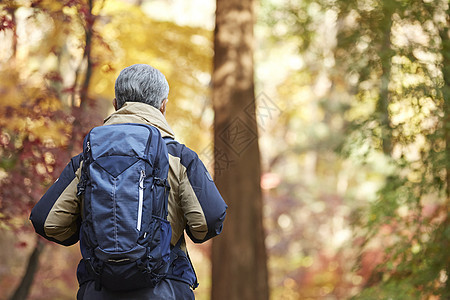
69,0,97,156
211,0,269,299
9,239,45,300
79,0,94,111
377,4,394,155
440,9,450,205
439,10,450,298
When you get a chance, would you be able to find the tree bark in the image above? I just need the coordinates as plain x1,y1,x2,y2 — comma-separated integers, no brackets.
377,4,394,155
211,0,269,299
440,10,450,204
9,239,45,300
69,0,98,156
439,10,450,298
79,0,94,110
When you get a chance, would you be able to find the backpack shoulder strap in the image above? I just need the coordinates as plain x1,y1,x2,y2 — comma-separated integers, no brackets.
163,136,178,146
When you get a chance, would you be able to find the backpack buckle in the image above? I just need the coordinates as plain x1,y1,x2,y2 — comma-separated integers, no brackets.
154,178,170,190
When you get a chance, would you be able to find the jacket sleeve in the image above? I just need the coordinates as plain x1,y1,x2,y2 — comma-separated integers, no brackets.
29,154,82,246
178,146,227,243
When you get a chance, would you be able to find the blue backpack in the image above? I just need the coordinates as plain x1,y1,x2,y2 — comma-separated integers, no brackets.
77,123,172,291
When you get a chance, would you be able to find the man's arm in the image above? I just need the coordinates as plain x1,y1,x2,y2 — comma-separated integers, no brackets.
30,154,82,246
176,145,227,243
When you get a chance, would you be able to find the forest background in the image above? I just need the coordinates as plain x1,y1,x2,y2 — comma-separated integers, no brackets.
0,0,449,299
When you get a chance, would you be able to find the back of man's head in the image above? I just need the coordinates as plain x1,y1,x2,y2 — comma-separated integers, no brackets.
114,64,169,109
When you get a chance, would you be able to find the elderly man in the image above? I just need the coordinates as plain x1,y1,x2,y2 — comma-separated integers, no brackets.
30,64,227,299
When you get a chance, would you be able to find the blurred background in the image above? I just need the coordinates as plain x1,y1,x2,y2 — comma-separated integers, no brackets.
0,0,449,299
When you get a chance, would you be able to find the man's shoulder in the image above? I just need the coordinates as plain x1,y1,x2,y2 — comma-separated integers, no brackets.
69,153,83,173
72,153,83,164
165,140,199,168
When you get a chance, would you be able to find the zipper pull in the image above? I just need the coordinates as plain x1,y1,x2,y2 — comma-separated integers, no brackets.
139,170,145,189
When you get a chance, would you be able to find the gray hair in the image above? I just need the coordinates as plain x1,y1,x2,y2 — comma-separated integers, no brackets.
114,64,169,109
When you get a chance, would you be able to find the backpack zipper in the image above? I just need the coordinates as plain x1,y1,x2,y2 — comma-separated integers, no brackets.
137,169,145,231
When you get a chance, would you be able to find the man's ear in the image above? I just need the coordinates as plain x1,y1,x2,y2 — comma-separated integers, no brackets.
113,98,118,111
159,99,168,116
